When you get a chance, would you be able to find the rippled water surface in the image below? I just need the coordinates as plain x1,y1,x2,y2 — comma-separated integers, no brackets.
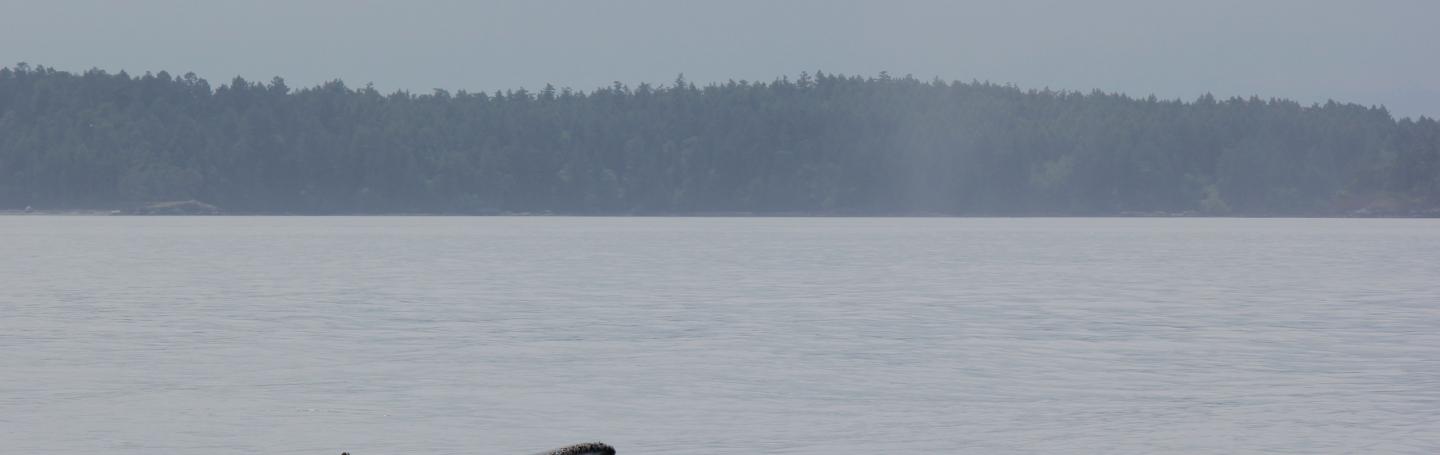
3,216,1438,454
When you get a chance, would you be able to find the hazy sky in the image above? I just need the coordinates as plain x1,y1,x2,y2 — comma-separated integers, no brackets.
3,0,1438,118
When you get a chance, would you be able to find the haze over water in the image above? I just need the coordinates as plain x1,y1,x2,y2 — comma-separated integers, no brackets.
3,217,1438,454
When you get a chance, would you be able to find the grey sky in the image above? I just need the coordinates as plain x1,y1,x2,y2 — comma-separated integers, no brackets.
3,0,1437,118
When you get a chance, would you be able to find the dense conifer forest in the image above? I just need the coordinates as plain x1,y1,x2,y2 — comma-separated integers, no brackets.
1,64,1436,215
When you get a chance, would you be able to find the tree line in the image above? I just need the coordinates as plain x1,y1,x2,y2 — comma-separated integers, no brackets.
1,63,1436,215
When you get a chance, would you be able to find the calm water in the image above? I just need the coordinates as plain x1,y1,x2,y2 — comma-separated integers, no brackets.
2,217,1438,454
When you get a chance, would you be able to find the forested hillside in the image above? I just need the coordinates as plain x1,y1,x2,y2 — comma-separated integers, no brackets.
1,64,1436,215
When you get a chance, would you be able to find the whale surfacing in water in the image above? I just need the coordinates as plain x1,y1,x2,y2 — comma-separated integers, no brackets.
536,442,616,455
340,441,615,455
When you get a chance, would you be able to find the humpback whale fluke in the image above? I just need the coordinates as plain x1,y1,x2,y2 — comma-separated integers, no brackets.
537,442,616,455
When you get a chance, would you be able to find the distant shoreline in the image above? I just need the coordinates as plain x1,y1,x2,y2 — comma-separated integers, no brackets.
6,66,1438,224
3,209,1437,218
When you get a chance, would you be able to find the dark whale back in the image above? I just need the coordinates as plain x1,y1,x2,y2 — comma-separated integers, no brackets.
537,442,616,455
341,441,615,455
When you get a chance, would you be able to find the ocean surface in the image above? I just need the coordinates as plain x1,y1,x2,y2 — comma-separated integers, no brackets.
2,216,1438,454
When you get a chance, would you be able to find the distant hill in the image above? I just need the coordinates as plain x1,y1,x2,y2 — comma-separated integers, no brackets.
1,64,1436,215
